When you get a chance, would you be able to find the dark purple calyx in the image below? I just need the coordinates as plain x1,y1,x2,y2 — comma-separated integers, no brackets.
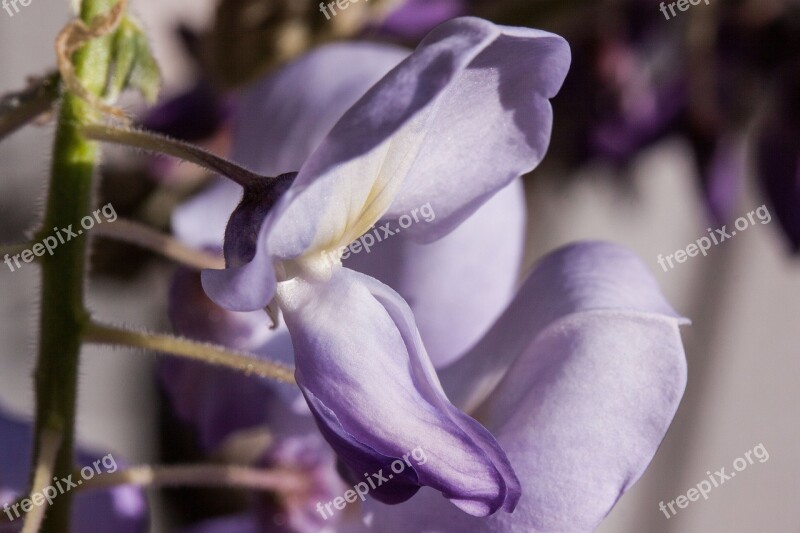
224,172,297,268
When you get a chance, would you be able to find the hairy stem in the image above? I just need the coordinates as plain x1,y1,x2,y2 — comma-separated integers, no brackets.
30,1,119,531
81,123,269,187
93,218,224,270
81,464,308,494
84,321,296,384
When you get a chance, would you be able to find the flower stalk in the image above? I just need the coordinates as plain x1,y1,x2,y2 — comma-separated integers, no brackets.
80,463,308,494
84,321,296,384
93,217,225,270
81,123,269,187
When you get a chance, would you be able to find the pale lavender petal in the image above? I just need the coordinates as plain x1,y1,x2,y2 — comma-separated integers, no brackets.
266,18,503,261
364,242,688,531
277,267,519,516
382,23,570,241
344,178,525,367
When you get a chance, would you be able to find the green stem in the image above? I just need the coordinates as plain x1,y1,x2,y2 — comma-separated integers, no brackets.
30,1,118,531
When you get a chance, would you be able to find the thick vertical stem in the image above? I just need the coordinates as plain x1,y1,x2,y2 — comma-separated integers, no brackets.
31,1,116,530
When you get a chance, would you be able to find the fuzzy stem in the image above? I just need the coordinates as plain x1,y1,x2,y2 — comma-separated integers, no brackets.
93,218,225,270
80,464,308,494
81,123,269,187
30,1,119,531
84,321,296,384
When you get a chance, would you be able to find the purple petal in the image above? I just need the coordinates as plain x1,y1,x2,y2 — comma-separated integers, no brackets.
367,242,688,531
271,18,569,255
382,22,570,241
0,409,148,532
277,267,519,516
265,18,504,261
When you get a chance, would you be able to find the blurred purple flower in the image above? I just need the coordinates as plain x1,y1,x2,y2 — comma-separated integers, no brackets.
755,55,800,252
142,81,232,142
0,408,147,532
198,17,572,516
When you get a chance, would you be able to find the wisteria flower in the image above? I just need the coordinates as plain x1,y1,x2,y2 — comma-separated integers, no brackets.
192,15,570,517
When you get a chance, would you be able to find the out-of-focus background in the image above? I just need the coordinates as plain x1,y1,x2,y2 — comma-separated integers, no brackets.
1,0,798,531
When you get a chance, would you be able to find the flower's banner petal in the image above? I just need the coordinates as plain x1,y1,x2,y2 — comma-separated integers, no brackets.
365,242,688,531
278,267,519,516
266,18,502,260
0,410,148,532
383,24,571,242
344,179,525,368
